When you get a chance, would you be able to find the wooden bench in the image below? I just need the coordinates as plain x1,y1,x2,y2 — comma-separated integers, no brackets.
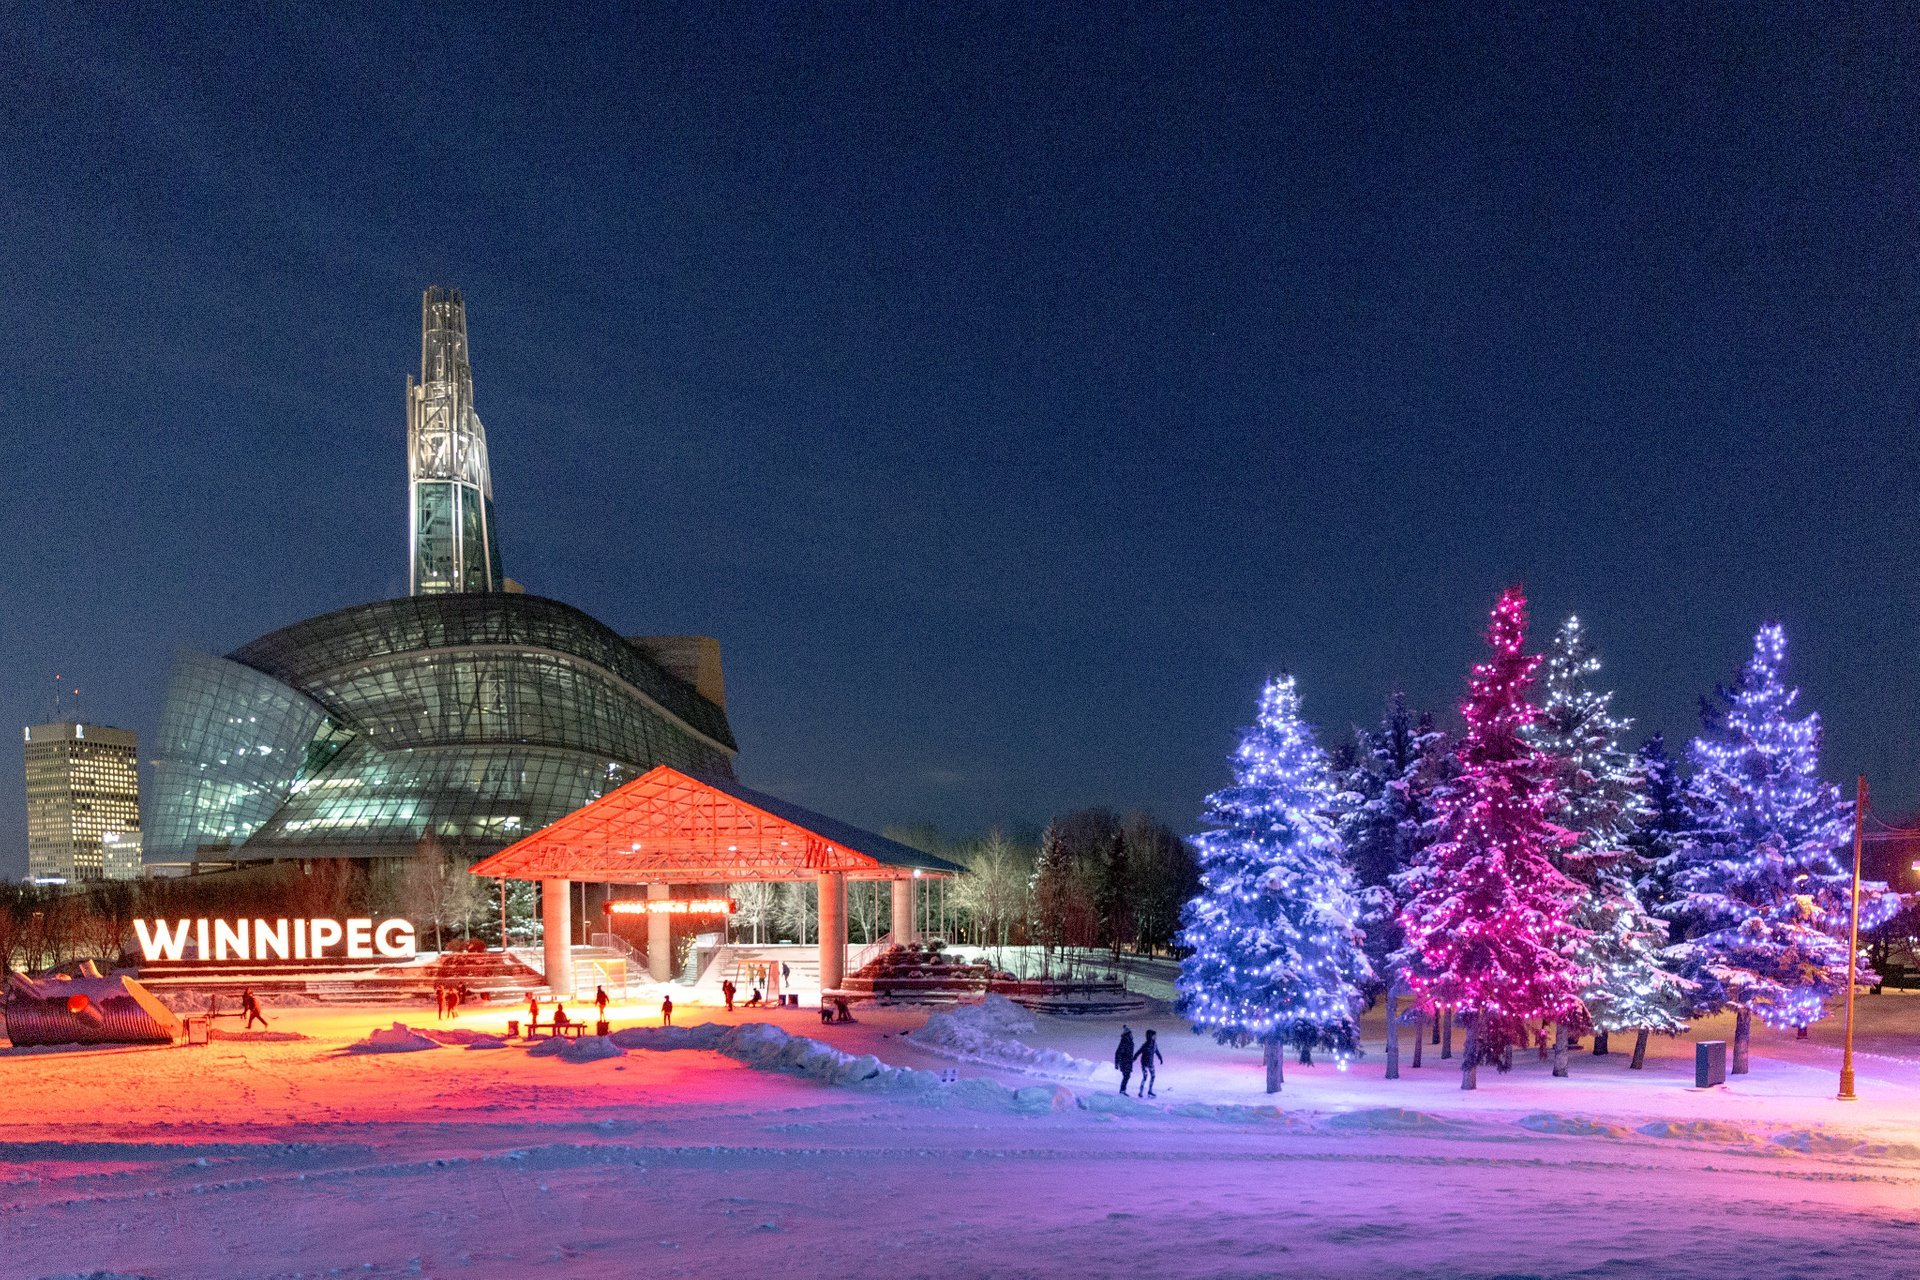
522,1021,587,1040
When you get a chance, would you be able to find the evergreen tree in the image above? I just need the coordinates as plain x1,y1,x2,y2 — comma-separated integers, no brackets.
1177,674,1374,1092
1530,616,1686,1071
1333,695,1451,1078
1397,588,1587,1089
1631,733,1691,913
1670,623,1887,1072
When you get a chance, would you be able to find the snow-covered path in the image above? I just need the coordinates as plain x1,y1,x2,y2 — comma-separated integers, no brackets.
4,997,1918,1279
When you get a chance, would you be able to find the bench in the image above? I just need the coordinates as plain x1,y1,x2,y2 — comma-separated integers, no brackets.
520,1020,587,1040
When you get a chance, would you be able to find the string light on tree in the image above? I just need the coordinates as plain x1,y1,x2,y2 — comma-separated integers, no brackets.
1396,588,1587,1090
1667,623,1899,1072
1176,674,1374,1093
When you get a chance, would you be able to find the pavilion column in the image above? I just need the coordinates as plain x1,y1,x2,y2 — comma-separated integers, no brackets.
542,879,573,997
817,871,847,993
891,879,917,946
647,882,672,982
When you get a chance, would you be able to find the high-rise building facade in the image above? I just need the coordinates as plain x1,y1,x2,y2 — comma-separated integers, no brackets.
408,286,504,595
23,723,141,882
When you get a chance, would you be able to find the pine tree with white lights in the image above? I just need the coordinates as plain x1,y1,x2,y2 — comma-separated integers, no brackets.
1177,674,1374,1093
1397,588,1586,1089
1530,616,1685,1072
1670,623,1875,1073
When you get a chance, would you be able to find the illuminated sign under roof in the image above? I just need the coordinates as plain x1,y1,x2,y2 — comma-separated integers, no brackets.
603,898,734,916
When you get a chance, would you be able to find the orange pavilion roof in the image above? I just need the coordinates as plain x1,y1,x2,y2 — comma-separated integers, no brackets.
467,766,964,884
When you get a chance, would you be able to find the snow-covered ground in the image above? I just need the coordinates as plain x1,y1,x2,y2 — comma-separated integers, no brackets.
3,990,1918,1279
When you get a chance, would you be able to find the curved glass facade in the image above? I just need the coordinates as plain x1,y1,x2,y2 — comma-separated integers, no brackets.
147,594,737,862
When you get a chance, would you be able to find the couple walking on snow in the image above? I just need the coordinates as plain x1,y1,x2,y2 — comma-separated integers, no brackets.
1114,1026,1162,1097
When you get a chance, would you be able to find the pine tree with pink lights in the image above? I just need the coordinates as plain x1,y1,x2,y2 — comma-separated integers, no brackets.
1669,623,1886,1074
1396,588,1586,1089
1177,674,1374,1093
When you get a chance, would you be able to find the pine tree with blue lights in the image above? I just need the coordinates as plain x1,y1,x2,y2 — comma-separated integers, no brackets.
1670,623,1877,1073
1177,674,1374,1093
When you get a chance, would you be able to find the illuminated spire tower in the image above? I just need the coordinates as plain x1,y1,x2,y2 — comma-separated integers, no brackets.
407,286,504,594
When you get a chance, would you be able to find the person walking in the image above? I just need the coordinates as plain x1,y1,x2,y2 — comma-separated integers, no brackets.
1114,1026,1135,1094
661,994,674,1027
1135,1029,1162,1098
594,985,610,1021
434,984,446,1020
240,987,268,1031
723,979,736,1012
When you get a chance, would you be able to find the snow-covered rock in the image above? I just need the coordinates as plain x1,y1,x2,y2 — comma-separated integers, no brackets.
349,1023,439,1054
913,996,1098,1078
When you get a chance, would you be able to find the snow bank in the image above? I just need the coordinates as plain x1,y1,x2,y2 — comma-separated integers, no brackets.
912,995,1099,1078
208,1028,309,1043
348,1023,439,1054
608,1020,1082,1111
526,1035,627,1063
1634,1119,1757,1145
1322,1107,1467,1134
1515,1113,1631,1139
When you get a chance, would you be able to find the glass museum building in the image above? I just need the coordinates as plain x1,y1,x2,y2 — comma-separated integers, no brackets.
146,593,737,865
146,288,737,868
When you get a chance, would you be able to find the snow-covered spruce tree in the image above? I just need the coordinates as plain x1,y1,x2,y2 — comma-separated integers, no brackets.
1333,694,1450,1079
1528,616,1686,1074
1397,588,1586,1090
1670,623,1891,1073
1618,732,1697,1067
1177,674,1374,1093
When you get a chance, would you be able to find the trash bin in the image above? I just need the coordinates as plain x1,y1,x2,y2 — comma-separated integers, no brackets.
184,1016,211,1047
507,1019,520,1039
1695,1040,1727,1088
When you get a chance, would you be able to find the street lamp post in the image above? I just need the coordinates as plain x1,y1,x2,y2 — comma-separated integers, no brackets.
1838,775,1866,1101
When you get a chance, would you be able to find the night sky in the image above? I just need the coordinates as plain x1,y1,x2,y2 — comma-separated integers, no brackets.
2,7,1916,878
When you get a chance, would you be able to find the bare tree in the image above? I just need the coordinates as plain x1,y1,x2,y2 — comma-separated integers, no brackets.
729,881,776,944
774,881,816,944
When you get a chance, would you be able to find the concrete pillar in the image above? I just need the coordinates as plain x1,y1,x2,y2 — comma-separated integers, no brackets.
891,879,917,946
542,878,573,996
817,871,847,992
647,882,672,982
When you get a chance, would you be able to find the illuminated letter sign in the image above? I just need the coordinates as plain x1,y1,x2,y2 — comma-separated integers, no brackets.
133,919,420,963
603,898,736,916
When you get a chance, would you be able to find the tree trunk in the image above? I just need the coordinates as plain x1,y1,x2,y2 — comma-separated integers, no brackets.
1592,1029,1609,1056
1298,1041,1313,1066
1460,1019,1479,1091
1552,1021,1570,1078
1385,988,1401,1080
1630,1028,1649,1070
1411,1012,1425,1068
1264,1038,1283,1093
1441,1008,1454,1060
1732,1010,1752,1074
1432,1010,1442,1045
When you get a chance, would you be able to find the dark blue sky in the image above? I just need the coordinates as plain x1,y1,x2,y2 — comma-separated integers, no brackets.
2,6,1916,877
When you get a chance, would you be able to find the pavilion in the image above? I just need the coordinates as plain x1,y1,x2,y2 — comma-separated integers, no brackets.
468,766,965,995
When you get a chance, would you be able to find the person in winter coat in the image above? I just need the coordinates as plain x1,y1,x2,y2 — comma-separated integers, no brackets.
723,979,737,1012
594,986,610,1020
661,994,674,1026
240,988,268,1031
1135,1029,1162,1097
526,994,540,1035
1114,1026,1136,1094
